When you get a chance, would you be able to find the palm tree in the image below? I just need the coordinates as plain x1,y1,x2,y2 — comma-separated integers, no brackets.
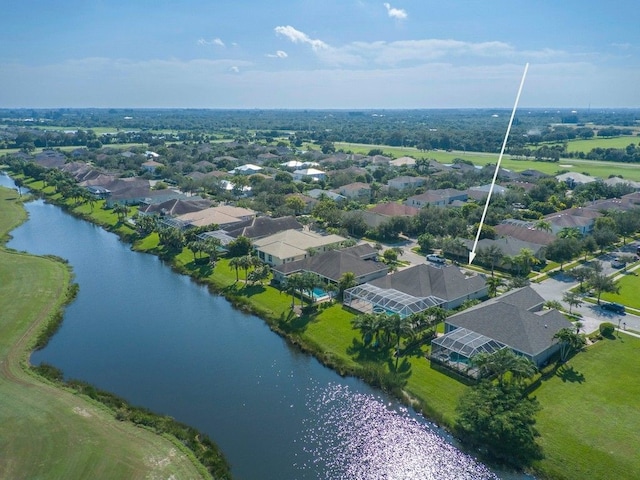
535,219,552,233
228,256,242,283
387,314,413,369
553,327,585,362
478,244,504,277
588,271,619,305
351,313,378,346
284,274,304,309
338,272,356,299
472,348,536,386
14,178,24,197
486,276,504,298
512,248,539,276
558,227,580,239
562,291,583,314
112,203,129,223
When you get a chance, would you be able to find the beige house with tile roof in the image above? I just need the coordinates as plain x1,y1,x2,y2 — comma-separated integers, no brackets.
253,229,346,266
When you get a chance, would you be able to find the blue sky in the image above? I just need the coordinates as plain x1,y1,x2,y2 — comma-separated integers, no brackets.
1,0,638,109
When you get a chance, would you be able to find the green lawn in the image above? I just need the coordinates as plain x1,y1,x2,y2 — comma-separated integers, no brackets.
0,187,208,480
601,270,640,309
563,136,640,153
534,336,640,480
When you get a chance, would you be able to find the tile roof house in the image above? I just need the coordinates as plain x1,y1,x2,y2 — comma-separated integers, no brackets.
293,168,326,182
138,198,213,217
544,208,601,235
253,229,347,266
389,156,416,168
495,222,557,246
405,189,468,208
225,216,303,240
229,164,263,175
362,202,420,229
169,205,256,229
335,182,371,200
432,286,572,370
387,176,427,191
556,172,597,187
271,243,388,285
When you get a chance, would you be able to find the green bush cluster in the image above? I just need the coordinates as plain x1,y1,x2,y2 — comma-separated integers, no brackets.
599,322,616,337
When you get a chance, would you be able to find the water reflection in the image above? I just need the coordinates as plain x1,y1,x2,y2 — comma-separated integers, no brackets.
301,384,498,480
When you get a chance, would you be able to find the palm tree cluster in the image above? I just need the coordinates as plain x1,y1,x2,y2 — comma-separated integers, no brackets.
351,306,448,367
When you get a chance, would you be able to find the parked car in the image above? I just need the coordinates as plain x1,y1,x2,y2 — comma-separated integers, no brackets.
426,254,446,264
602,302,625,314
611,259,625,269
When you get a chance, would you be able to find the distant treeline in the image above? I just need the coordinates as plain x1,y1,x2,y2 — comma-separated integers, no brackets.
1,108,639,155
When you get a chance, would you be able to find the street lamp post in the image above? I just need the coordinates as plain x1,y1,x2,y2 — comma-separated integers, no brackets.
617,318,621,338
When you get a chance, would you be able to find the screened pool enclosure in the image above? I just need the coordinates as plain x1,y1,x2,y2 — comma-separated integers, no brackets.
343,283,445,319
430,327,506,377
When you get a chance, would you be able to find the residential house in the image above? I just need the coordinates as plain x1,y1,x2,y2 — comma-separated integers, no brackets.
168,205,256,229
293,168,326,182
460,236,547,264
307,189,346,202
544,208,601,235
467,184,507,201
229,163,262,175
343,264,487,317
556,172,597,188
225,216,303,240
603,177,640,190
387,176,427,191
253,229,346,266
34,150,66,169
389,156,416,168
431,286,572,373
141,160,163,173
405,188,468,208
335,182,371,200
362,202,420,229
271,243,388,286
495,221,557,246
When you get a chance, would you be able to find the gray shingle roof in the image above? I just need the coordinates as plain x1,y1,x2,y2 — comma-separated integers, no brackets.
273,244,387,282
369,264,486,302
446,286,572,357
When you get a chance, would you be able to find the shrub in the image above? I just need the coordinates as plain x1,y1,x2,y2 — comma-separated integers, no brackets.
599,322,615,337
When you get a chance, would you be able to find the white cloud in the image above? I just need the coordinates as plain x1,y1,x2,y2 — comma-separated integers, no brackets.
197,37,225,47
274,25,328,51
267,50,288,58
383,3,407,20
230,66,240,73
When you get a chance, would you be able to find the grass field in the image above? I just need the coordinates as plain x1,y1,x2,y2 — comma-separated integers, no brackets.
562,136,640,153
534,335,640,480
334,141,640,181
0,187,208,480
601,271,640,309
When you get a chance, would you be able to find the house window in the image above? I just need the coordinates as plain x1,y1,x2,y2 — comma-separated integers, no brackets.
268,255,272,262
259,251,265,260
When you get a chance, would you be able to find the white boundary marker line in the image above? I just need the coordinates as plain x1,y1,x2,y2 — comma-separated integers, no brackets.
469,63,529,264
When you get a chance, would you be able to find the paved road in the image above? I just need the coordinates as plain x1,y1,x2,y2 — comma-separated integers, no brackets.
530,264,640,335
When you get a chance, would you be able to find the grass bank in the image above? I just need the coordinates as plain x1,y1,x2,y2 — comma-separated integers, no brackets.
0,187,218,479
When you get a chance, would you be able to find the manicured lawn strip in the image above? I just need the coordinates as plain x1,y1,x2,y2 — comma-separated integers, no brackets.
601,272,640,309
563,136,640,153
534,336,640,480
0,187,210,480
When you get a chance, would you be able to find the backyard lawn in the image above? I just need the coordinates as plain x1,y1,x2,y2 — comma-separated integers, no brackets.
534,335,640,480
